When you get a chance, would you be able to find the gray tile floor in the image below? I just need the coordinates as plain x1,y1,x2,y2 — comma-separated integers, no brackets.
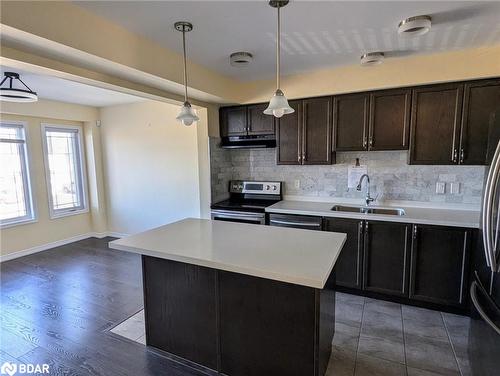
329,293,471,376
111,292,472,376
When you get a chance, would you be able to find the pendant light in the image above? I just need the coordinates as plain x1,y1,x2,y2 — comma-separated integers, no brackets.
175,21,199,126
0,72,38,102
264,0,294,118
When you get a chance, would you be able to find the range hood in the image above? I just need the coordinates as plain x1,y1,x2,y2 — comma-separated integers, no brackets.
220,135,276,149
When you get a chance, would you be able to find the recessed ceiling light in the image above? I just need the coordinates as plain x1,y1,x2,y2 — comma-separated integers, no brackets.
360,52,385,66
230,52,253,67
398,15,432,36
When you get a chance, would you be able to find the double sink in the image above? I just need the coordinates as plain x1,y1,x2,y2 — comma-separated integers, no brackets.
331,205,406,216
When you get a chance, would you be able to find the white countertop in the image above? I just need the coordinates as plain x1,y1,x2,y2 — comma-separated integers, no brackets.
266,200,481,228
109,218,346,289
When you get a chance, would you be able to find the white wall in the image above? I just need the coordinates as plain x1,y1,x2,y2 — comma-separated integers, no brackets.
99,100,203,235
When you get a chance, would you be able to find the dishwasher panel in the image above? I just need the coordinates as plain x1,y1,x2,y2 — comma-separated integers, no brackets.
268,213,323,231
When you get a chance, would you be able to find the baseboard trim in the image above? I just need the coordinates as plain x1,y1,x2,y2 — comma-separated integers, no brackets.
107,231,129,238
0,231,129,263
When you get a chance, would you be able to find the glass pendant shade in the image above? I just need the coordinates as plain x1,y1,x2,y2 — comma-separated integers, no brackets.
263,89,294,118
176,101,199,126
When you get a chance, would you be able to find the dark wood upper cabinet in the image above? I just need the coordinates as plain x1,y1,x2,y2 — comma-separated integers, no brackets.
324,218,363,289
333,93,369,151
362,221,410,297
409,225,470,307
220,106,247,137
247,103,275,136
302,97,333,165
220,104,275,138
409,83,464,165
221,78,498,167
460,79,500,165
277,100,302,165
277,98,333,165
369,89,411,150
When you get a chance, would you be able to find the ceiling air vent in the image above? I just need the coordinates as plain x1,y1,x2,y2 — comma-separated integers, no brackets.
398,15,432,36
230,52,253,67
360,52,385,66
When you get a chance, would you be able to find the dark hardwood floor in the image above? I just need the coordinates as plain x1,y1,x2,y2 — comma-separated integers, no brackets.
0,237,206,376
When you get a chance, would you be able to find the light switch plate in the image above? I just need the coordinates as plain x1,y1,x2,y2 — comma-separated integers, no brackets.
294,179,300,189
450,182,460,194
436,182,446,194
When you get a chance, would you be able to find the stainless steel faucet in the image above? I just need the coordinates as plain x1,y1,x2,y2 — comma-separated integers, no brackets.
357,174,375,206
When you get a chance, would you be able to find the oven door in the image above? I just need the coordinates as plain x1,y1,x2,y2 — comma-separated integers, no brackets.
211,210,265,225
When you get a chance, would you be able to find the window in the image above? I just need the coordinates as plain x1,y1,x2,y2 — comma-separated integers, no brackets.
41,124,88,218
0,121,35,226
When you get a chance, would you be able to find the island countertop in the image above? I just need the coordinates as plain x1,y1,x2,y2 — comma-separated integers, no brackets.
109,218,346,289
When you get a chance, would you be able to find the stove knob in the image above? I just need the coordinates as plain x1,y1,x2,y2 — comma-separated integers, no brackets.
272,185,277,191
266,185,270,190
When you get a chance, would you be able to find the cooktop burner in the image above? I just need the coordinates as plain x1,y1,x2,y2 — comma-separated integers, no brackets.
210,199,279,213
210,180,283,213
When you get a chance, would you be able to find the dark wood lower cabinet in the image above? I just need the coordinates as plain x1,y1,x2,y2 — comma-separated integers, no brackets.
219,271,334,376
409,225,471,307
303,216,474,313
143,256,335,376
142,256,218,369
362,221,410,297
324,218,363,289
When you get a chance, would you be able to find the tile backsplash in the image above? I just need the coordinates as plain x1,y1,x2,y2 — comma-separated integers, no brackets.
210,138,486,208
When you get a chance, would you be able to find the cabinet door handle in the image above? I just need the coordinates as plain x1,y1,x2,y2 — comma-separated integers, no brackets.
357,221,363,286
247,110,251,132
453,148,458,163
460,148,465,164
363,138,367,149
402,226,409,295
302,103,308,163
413,225,418,239
369,137,373,148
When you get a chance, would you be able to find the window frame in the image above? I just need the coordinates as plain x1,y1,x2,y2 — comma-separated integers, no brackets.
41,123,89,219
0,120,37,228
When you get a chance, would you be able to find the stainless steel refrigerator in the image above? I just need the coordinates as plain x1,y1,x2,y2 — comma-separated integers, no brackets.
468,113,500,375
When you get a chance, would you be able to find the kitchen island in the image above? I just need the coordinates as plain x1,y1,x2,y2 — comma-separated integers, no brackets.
109,218,346,376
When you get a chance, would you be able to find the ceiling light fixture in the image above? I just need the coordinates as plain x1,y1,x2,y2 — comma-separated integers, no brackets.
230,52,253,67
398,15,432,36
0,72,38,102
360,52,385,66
175,21,199,126
264,0,294,118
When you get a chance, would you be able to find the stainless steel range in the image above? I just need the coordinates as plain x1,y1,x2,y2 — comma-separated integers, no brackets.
210,180,282,225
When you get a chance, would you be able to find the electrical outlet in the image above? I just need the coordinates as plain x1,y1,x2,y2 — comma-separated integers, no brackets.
436,182,445,194
294,179,300,189
450,182,460,195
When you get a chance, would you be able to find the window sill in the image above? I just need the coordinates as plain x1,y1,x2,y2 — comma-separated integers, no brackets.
0,217,38,229
49,207,89,220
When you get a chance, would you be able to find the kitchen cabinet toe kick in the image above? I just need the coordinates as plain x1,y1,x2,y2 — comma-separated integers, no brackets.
142,255,335,376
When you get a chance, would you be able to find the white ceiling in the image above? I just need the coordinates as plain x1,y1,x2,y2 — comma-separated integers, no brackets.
75,1,500,81
0,67,145,107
